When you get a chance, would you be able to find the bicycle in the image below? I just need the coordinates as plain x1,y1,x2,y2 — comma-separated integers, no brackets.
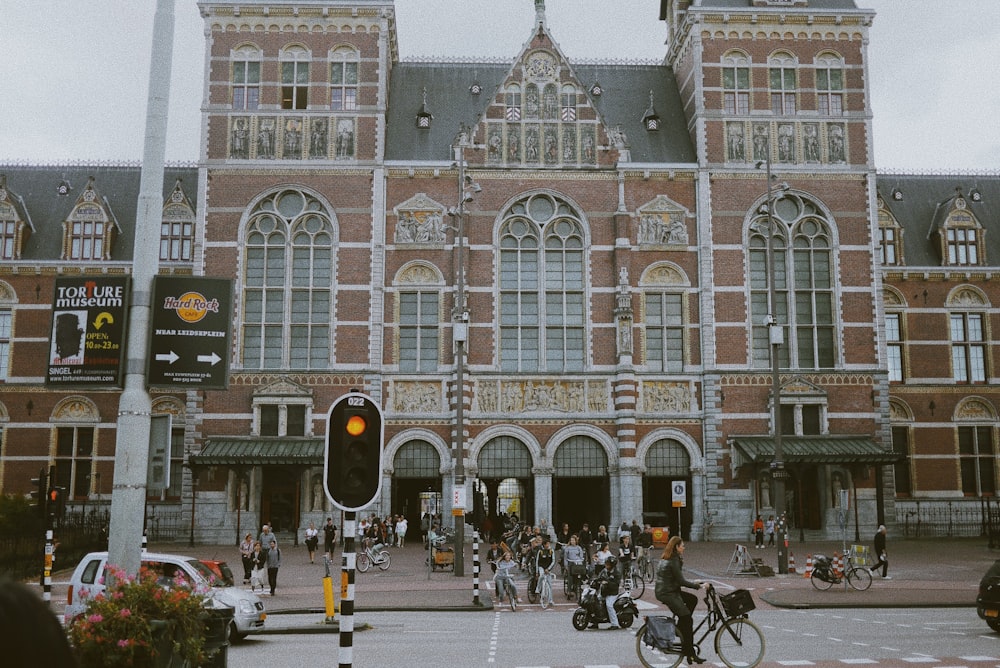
564,562,587,600
637,548,655,583
494,572,518,612
636,584,765,668
356,541,391,573
809,553,872,591
622,562,646,599
537,569,555,609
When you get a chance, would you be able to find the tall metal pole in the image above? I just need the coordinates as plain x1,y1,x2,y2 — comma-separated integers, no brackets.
452,137,469,577
763,149,789,575
107,0,174,576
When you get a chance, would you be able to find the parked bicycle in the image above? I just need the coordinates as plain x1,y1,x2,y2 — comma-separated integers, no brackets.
636,584,765,668
356,540,391,572
809,553,872,591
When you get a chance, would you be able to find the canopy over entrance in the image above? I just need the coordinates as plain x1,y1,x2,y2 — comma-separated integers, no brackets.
191,437,324,467
732,436,902,467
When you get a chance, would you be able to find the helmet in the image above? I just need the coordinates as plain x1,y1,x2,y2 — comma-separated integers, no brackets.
605,556,618,568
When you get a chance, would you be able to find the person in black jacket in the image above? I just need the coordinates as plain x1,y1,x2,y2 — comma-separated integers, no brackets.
595,555,622,629
655,536,706,664
870,525,890,579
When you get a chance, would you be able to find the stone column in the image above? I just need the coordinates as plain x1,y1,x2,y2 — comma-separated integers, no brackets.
533,467,553,527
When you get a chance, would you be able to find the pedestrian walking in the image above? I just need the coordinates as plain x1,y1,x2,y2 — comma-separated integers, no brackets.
239,532,254,583
323,517,337,559
396,515,408,547
752,515,765,548
765,515,775,547
870,524,890,579
304,521,319,564
266,538,282,595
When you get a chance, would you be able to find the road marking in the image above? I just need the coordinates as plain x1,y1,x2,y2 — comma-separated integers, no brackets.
960,656,1000,661
840,659,879,664
900,657,939,663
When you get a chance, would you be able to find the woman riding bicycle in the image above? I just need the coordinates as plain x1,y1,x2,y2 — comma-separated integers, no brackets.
494,550,521,603
563,534,585,570
655,536,706,665
534,537,555,595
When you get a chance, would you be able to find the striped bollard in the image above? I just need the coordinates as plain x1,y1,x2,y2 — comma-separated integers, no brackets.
472,529,480,606
339,511,357,668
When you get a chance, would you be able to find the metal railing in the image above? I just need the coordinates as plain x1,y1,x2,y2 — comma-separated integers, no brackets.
895,498,1000,544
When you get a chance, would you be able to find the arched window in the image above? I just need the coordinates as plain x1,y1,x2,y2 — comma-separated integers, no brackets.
281,45,310,110
395,264,443,372
499,193,586,372
769,52,797,114
560,84,577,121
815,52,844,115
749,194,836,370
242,189,334,369
329,46,359,111
505,84,522,121
722,52,750,115
232,45,261,110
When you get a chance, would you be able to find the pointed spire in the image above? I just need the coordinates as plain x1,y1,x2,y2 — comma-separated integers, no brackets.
535,0,546,29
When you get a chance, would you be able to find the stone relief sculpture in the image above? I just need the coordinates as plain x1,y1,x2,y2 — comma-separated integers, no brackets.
643,381,693,413
257,117,276,159
752,123,770,162
637,196,690,247
828,123,845,162
803,123,820,162
283,118,302,158
335,119,355,158
727,121,745,162
309,118,328,159
231,117,250,159
777,123,795,162
393,381,442,413
394,194,448,244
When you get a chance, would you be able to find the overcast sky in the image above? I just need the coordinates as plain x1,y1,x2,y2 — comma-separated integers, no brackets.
2,0,998,171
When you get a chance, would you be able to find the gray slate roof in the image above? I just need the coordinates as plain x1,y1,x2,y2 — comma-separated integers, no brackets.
385,61,697,164
0,164,197,263
876,174,1000,268
684,0,860,9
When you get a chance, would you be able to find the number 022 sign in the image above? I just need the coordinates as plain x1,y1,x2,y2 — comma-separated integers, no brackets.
671,480,687,508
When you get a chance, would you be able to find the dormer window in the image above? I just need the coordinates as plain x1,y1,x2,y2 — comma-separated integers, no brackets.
942,197,983,266
160,180,195,262
876,197,902,266
65,179,115,261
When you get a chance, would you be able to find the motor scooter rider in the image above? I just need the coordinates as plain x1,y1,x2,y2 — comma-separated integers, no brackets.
594,555,622,629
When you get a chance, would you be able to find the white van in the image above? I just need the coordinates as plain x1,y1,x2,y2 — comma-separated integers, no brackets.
65,551,266,640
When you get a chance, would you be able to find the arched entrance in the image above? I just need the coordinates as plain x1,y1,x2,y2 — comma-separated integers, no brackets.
391,440,442,537
553,436,609,532
478,436,534,534
643,439,692,539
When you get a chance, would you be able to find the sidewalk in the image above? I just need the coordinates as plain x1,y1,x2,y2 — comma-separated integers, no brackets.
49,534,999,633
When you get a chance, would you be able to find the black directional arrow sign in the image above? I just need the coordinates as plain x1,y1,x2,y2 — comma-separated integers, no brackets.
146,276,233,389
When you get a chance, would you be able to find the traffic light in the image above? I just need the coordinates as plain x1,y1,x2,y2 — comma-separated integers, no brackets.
324,392,384,511
48,486,66,522
29,469,48,517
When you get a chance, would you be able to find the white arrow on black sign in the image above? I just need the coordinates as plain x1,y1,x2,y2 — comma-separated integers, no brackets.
197,352,222,366
155,351,179,364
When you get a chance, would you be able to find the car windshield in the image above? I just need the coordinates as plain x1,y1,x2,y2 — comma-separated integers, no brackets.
186,559,219,584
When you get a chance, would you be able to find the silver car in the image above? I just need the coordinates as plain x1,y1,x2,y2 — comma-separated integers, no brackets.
64,551,266,640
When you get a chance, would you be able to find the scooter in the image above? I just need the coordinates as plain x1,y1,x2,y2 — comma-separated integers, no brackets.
571,579,638,630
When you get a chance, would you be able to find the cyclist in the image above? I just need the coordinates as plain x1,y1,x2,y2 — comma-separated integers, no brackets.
494,550,521,603
618,534,635,582
655,535,706,664
637,524,654,572
534,537,556,601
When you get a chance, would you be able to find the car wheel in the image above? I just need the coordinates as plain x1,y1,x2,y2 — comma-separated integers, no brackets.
229,622,247,642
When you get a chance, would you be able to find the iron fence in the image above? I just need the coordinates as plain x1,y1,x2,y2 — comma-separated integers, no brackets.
895,498,1000,545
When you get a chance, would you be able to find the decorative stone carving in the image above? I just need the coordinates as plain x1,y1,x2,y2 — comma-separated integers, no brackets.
956,398,995,421
642,381,693,413
393,381,442,413
637,196,690,247
393,194,447,244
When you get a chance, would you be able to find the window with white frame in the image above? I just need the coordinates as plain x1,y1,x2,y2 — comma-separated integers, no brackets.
749,194,836,370
232,46,261,110
159,190,195,262
560,84,577,121
281,46,310,110
769,53,797,114
951,312,986,383
0,307,10,380
55,426,94,500
0,201,17,259
877,202,902,265
946,227,979,265
242,189,334,370
500,193,585,372
399,290,440,372
330,47,359,111
257,403,309,437
815,53,844,115
722,53,750,115
505,85,522,121
644,292,684,372
885,312,903,382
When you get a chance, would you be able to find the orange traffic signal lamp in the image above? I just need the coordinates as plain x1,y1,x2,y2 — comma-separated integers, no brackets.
324,392,384,512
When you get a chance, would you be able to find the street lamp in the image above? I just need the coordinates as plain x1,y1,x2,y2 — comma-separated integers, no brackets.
448,127,481,578
756,150,790,574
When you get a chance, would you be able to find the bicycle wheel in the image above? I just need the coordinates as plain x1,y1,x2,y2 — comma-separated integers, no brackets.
635,621,684,668
714,618,765,668
356,552,371,573
527,576,539,604
541,577,553,609
377,550,391,571
641,556,654,583
563,573,573,599
847,566,872,591
506,582,517,611
809,572,833,591
630,569,646,598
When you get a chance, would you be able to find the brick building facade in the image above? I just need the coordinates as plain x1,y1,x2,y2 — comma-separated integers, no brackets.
0,0,996,544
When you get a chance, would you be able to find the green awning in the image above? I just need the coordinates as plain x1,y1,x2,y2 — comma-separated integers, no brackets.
732,436,902,466
191,438,324,467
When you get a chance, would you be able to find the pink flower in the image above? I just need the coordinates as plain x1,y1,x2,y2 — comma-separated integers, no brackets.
118,608,131,617
87,614,104,623
117,639,131,648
